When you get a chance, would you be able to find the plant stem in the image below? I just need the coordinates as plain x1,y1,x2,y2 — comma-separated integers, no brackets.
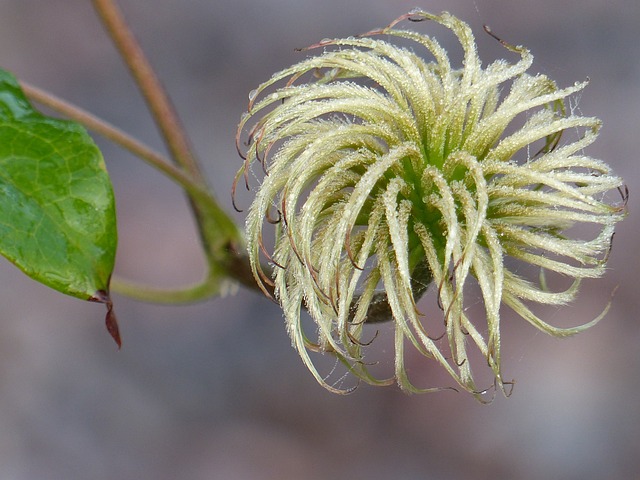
21,80,232,241
90,0,243,256
90,0,257,301
21,81,201,198
91,0,203,183
110,251,270,303
110,275,222,304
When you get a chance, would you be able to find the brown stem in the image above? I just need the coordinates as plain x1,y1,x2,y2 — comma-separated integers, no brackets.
91,0,204,182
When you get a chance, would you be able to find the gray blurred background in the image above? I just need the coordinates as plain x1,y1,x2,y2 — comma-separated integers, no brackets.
0,1,638,479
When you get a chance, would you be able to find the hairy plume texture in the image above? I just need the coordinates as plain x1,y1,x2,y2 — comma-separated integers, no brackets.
235,10,626,400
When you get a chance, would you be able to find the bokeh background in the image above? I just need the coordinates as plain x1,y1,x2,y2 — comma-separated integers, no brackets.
0,0,638,478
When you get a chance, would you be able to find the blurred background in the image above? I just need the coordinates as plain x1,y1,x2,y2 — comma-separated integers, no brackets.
0,0,638,478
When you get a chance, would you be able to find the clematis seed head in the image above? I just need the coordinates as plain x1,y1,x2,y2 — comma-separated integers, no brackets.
235,10,626,400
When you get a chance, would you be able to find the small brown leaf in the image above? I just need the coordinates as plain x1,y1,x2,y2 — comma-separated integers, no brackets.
89,290,122,349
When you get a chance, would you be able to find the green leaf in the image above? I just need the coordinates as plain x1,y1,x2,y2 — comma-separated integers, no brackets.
0,69,119,343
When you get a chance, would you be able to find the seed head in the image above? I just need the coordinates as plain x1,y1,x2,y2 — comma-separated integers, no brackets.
235,10,626,399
